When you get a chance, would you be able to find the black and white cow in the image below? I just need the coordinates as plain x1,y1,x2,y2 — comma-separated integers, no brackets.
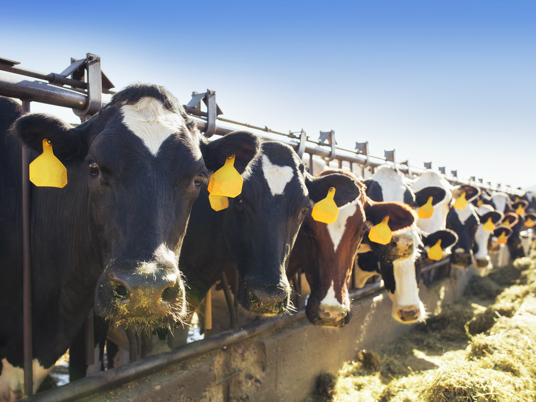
180,141,363,317
472,204,503,269
0,86,259,399
355,167,458,323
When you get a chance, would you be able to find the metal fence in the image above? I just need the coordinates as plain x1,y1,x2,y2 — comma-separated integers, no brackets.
0,53,513,401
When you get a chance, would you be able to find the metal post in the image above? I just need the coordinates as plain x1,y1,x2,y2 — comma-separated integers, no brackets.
204,288,212,337
233,267,239,330
21,99,33,397
85,310,95,366
220,273,237,330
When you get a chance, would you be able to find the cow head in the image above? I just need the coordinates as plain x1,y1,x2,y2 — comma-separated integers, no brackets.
15,84,259,330
473,205,503,268
446,185,481,268
411,171,450,233
294,170,416,327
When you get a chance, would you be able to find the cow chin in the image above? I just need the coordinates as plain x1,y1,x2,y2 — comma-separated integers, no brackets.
451,251,473,269
391,302,426,324
475,257,491,269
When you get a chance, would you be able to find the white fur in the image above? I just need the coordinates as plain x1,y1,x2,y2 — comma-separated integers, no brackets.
453,202,476,224
411,171,453,232
390,257,422,309
121,97,188,156
491,193,508,214
261,155,294,196
474,205,495,260
0,358,53,401
319,281,342,306
326,198,359,251
370,166,406,203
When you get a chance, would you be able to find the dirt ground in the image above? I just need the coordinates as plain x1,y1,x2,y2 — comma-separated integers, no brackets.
305,252,536,402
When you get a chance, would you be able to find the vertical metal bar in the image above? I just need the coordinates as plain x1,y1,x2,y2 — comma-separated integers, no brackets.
84,309,95,365
233,267,239,330
220,273,237,330
308,153,314,175
204,288,212,336
21,99,33,397
125,329,139,362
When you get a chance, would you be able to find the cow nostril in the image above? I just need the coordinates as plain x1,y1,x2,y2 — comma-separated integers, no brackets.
112,283,129,300
161,286,179,304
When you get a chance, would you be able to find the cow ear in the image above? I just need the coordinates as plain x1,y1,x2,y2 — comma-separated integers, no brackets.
14,113,89,161
363,179,383,202
414,186,447,207
200,131,260,174
305,172,362,207
502,212,519,227
452,184,481,202
494,226,512,239
364,201,416,232
479,210,503,225
422,229,458,249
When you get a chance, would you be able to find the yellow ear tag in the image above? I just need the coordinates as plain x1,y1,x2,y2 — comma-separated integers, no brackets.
515,197,520,203
208,194,229,211
427,239,443,261
477,199,484,207
483,217,495,232
29,139,68,188
418,196,434,219
368,216,392,245
497,232,507,244
516,205,525,215
525,218,535,228
207,155,243,198
501,220,511,228
453,192,467,210
311,187,339,224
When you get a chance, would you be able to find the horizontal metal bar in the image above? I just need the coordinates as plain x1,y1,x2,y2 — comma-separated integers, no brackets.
0,71,88,109
0,62,89,90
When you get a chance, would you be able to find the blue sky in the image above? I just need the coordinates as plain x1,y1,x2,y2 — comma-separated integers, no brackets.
2,0,535,188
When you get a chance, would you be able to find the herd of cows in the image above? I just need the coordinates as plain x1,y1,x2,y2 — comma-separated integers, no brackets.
0,83,535,401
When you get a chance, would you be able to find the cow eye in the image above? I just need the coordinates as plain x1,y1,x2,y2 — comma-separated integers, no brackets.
194,172,207,187
88,161,99,177
301,207,310,215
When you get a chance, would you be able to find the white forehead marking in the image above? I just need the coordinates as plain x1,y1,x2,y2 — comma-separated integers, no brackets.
121,97,188,156
261,155,295,196
474,225,491,259
492,194,508,214
454,202,476,224
391,257,421,308
319,280,342,306
371,166,407,203
327,198,359,251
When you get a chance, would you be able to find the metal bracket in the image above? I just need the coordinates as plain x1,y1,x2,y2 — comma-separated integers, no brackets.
72,54,103,121
401,160,411,177
424,162,432,169
384,150,396,166
187,90,223,138
319,130,336,162
355,141,369,166
470,176,476,182
439,167,446,175
297,129,307,159
478,178,483,184
451,170,458,178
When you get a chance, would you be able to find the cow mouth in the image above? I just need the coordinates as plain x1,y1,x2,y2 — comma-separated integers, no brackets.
242,293,291,316
475,258,490,268
306,301,351,327
96,280,187,331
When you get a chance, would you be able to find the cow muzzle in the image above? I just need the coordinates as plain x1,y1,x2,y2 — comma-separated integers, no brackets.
239,282,290,316
451,250,473,268
306,303,350,327
395,306,421,323
475,257,490,268
95,262,186,329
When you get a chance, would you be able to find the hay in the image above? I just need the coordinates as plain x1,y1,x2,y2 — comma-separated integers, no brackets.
317,252,536,402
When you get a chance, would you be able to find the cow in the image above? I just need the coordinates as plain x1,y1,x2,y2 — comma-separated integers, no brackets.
0,85,260,399
354,166,458,324
286,169,417,327
472,204,503,268
411,170,450,234
180,142,365,319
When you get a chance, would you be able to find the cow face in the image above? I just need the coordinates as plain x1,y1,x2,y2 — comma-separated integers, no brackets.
411,171,451,233
15,84,259,330
473,205,503,268
221,142,340,316
294,170,417,327
447,203,480,268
